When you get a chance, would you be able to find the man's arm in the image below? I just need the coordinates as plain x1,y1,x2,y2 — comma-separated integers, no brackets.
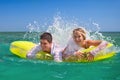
26,44,41,59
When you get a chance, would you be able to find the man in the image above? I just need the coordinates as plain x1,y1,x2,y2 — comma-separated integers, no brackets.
27,32,62,62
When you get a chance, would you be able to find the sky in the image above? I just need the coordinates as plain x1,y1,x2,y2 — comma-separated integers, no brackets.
0,0,120,32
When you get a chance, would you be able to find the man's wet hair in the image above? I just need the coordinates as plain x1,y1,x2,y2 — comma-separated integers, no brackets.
40,32,52,43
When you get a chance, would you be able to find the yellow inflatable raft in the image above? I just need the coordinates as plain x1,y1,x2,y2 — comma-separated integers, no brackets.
10,41,116,62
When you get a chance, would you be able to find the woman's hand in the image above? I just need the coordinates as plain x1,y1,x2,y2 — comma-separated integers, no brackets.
75,51,84,59
75,51,94,61
87,52,94,61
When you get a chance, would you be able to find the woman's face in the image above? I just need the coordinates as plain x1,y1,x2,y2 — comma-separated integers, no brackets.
40,39,52,53
73,31,84,44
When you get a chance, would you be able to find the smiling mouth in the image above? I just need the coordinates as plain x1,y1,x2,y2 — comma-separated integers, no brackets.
76,40,81,42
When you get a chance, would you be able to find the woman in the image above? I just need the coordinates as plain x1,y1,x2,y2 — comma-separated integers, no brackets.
62,28,108,61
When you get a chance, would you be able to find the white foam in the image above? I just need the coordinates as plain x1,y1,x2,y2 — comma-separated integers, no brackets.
23,15,117,51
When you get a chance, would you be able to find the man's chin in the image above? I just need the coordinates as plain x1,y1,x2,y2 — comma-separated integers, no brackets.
43,50,49,53
43,50,46,52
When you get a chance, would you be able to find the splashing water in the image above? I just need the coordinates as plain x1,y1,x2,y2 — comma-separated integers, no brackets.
23,21,41,43
46,15,81,47
23,15,86,47
23,15,117,50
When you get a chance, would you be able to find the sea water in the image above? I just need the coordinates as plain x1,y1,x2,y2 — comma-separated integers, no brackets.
0,16,120,80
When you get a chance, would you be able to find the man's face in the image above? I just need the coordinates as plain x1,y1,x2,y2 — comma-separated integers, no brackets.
40,39,52,53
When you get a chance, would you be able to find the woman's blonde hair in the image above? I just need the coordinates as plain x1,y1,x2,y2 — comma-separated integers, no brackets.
73,28,86,40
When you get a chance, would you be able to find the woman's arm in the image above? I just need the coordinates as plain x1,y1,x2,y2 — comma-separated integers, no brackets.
86,40,102,47
89,41,108,56
86,40,108,61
